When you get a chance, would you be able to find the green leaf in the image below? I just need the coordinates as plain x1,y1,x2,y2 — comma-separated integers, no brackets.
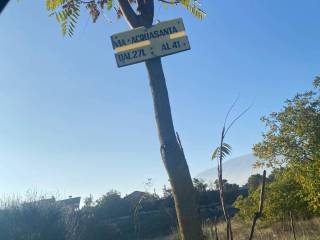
107,0,113,10
179,0,206,20
46,0,64,11
211,143,232,160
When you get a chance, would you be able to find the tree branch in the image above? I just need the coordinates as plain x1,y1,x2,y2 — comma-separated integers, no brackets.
290,211,297,240
118,0,154,28
158,0,179,4
223,95,240,130
0,0,10,14
137,0,154,27
224,102,253,137
217,127,233,240
117,0,140,28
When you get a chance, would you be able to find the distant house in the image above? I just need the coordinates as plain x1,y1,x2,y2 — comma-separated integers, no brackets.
23,196,81,211
124,191,145,207
57,196,81,210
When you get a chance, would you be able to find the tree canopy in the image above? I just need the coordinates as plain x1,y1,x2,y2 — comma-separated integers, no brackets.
253,77,320,213
45,0,206,36
235,77,320,221
253,77,320,168
234,169,312,222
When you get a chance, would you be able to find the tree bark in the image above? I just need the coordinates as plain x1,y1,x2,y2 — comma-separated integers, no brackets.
0,0,10,14
249,170,266,240
217,128,233,240
289,211,297,240
117,1,203,239
146,58,203,240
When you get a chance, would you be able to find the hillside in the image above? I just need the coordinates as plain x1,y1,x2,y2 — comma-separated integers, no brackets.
196,154,270,186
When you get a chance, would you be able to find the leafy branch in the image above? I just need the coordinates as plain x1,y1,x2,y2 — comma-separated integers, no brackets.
160,0,206,20
45,0,206,37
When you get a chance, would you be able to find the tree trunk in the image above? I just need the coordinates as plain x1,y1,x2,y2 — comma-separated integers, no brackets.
145,57,203,240
249,170,266,240
0,0,10,14
290,211,297,240
117,1,203,238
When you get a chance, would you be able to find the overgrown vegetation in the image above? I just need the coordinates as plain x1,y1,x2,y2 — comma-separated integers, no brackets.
0,181,245,240
169,218,320,240
235,78,320,224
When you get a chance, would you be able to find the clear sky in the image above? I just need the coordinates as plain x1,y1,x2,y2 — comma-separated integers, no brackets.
0,0,319,200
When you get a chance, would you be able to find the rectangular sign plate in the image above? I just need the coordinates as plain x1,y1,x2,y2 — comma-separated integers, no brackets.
110,18,191,68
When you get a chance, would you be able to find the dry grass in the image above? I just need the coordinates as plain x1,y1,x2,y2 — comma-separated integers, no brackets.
164,218,320,240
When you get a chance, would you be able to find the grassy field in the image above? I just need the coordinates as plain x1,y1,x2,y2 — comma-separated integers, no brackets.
162,218,320,240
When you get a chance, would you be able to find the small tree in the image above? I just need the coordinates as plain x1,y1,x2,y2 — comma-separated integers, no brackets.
213,179,239,192
193,178,208,192
83,194,94,207
211,99,251,240
254,77,320,213
247,174,263,193
234,169,312,222
95,190,130,219
162,185,173,199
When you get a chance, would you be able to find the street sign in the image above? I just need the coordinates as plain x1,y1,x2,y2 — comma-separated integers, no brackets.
111,18,191,68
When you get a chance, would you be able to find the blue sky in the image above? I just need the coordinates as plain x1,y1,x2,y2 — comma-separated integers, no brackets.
0,0,319,200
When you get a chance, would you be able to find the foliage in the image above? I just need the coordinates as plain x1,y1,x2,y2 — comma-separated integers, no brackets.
213,179,239,192
247,174,263,193
254,77,320,168
234,170,312,223
253,77,320,213
193,178,208,192
171,218,320,240
286,160,320,213
0,198,76,240
47,0,80,37
0,186,247,240
211,143,232,161
45,0,206,36
94,190,130,219
83,194,94,207
175,0,206,19
246,173,275,193
162,185,173,198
